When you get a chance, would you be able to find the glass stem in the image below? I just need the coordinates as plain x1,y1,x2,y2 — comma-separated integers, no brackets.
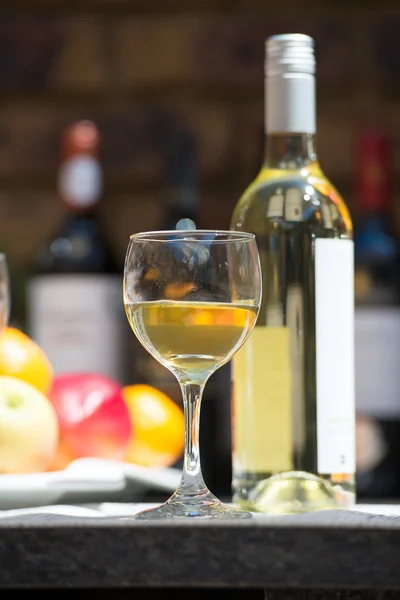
175,381,209,498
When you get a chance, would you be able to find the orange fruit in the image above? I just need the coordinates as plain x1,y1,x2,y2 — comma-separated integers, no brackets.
47,438,75,472
0,327,53,395
122,384,184,468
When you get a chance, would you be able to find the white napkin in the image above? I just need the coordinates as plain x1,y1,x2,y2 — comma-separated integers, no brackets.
0,502,399,523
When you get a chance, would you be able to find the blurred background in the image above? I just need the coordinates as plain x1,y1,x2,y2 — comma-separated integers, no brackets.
1,1,399,278
0,0,399,506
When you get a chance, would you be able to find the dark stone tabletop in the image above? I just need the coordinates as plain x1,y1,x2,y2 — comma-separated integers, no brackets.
0,504,399,594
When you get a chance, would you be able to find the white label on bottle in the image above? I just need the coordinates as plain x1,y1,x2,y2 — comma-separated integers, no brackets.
58,156,103,208
284,188,303,222
355,307,400,418
28,275,125,382
315,238,355,474
267,194,284,218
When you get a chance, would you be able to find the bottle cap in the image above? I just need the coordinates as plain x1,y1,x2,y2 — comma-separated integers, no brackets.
264,34,316,134
62,120,100,160
265,34,315,77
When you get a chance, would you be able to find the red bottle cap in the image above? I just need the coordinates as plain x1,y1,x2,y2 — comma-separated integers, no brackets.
61,120,100,160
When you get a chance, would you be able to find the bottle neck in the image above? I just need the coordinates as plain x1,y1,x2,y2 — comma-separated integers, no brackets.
62,194,99,216
64,207,97,221
166,187,198,231
264,133,317,169
167,131,198,228
264,68,317,169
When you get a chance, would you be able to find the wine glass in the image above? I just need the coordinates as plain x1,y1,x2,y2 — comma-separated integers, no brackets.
123,230,261,519
0,254,10,336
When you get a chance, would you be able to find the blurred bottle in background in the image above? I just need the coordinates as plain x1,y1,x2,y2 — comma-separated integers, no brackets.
354,131,400,498
129,128,200,395
164,128,198,232
27,120,127,383
132,127,232,496
0,248,27,331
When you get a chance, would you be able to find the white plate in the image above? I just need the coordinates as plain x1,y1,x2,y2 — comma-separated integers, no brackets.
0,458,181,509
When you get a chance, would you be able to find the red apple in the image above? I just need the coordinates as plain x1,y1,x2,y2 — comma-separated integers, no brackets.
49,373,132,462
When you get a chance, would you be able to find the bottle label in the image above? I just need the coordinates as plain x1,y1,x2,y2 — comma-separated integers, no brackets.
267,193,284,218
28,275,126,382
58,155,103,209
232,327,293,473
355,306,400,418
315,238,355,475
284,188,303,221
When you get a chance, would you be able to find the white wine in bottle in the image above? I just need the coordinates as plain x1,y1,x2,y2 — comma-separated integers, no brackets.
230,34,355,513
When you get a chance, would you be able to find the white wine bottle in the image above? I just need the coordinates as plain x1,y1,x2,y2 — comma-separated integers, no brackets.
230,34,355,513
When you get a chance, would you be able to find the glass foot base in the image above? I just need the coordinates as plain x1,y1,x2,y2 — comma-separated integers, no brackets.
134,492,252,520
249,471,340,514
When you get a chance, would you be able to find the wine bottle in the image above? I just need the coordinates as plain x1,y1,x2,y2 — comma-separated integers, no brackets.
165,128,198,232
354,131,400,498
132,129,200,392
0,247,27,331
230,34,355,513
136,128,233,497
27,120,126,382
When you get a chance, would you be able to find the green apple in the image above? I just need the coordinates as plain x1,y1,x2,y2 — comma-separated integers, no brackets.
0,375,59,473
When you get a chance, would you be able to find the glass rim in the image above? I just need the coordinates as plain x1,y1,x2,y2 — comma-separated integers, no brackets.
129,230,256,244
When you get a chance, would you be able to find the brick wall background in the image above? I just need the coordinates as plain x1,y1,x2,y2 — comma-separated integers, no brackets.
0,1,399,274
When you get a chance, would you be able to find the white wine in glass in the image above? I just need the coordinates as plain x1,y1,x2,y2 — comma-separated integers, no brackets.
125,301,258,379
123,230,261,519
